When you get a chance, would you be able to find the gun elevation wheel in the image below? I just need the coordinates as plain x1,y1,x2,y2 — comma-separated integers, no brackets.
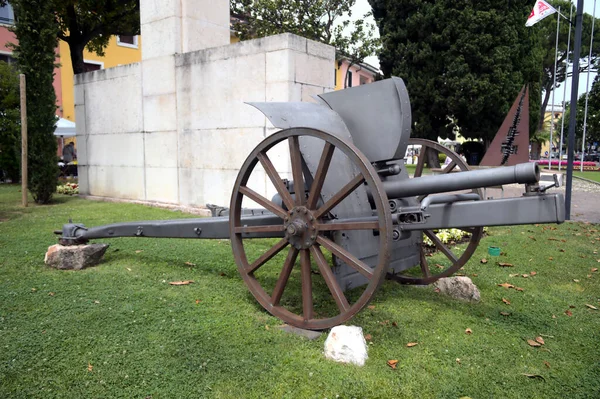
388,138,484,285
230,128,391,330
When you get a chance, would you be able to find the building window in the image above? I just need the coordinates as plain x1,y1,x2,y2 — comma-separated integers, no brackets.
359,75,370,86
0,2,15,25
347,71,353,87
0,52,15,65
117,35,138,49
83,61,103,72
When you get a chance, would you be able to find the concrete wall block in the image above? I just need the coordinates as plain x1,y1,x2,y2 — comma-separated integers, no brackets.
306,39,335,60
140,0,181,24
74,104,87,136
77,165,89,195
142,55,176,96
74,85,85,106
266,50,295,83
295,53,335,87
87,133,145,167
181,18,231,53
176,54,266,130
141,16,182,60
75,134,88,165
301,84,325,103
265,82,302,102
145,167,179,203
87,166,145,200
143,93,177,132
86,76,143,135
144,131,178,168
181,0,230,25
178,128,265,170
74,63,140,85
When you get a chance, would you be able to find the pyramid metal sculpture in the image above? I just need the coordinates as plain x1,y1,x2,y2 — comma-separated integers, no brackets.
480,85,530,166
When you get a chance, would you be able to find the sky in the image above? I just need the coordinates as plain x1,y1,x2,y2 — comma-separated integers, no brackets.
351,0,600,106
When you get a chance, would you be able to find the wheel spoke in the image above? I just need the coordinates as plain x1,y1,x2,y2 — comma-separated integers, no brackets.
289,136,305,206
443,160,457,173
316,236,373,279
414,147,426,178
307,142,335,209
300,249,313,320
234,225,285,234
310,246,350,312
239,186,287,218
424,230,458,263
271,247,299,306
257,152,294,210
419,249,431,278
246,238,289,274
317,220,379,231
313,174,365,219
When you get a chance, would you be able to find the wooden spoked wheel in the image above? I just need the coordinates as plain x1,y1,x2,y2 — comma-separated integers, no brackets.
229,128,391,330
388,138,484,285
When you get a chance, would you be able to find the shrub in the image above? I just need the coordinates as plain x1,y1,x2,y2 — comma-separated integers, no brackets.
0,61,21,182
438,153,447,163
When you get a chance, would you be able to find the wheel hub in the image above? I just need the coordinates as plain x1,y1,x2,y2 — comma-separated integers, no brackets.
284,206,318,249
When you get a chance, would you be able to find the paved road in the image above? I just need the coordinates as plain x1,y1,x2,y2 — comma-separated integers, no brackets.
485,178,600,224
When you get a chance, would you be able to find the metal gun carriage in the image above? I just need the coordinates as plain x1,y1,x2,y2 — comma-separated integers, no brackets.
58,78,565,330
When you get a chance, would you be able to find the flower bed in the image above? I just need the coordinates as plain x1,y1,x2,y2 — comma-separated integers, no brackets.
57,182,79,195
531,160,597,168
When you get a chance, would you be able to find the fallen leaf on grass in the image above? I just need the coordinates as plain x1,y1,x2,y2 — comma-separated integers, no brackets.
392,321,398,327
265,325,269,330
135,250,143,254
387,359,398,369
514,287,524,292
530,271,537,276
522,274,529,278
126,267,132,272
573,279,580,283
548,257,553,261
559,249,565,252
169,280,194,286
522,373,545,381
527,339,542,347
565,310,573,316
465,328,472,335
456,358,461,364
48,292,55,296
500,312,511,316
552,314,557,319
480,258,488,264
509,273,519,277
87,363,93,372
219,272,226,277
472,273,478,277
502,298,511,305
195,299,201,304
585,304,598,310
365,334,372,341
406,342,418,347
498,282,514,289
547,238,559,241
435,264,444,269
535,336,545,345
367,305,376,310
543,361,551,368
569,305,576,308
498,262,514,267
529,236,537,241
93,300,100,304
593,268,599,272
184,262,196,267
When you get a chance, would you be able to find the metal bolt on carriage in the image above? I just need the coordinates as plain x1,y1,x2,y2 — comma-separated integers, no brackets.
58,78,565,330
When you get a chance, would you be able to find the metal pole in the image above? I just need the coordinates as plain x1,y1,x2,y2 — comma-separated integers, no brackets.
581,0,596,172
20,74,27,207
559,4,574,171
566,0,585,220
548,7,561,171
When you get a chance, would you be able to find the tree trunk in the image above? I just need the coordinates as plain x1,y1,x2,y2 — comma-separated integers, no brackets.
69,41,86,75
530,141,541,160
425,147,440,168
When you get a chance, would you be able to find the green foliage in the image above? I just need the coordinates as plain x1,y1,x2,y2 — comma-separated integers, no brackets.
10,0,58,203
0,61,20,182
231,0,380,77
54,0,140,74
369,1,543,143
560,75,600,150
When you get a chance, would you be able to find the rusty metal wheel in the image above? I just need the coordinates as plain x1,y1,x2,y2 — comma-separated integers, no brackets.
388,138,483,285
229,128,391,330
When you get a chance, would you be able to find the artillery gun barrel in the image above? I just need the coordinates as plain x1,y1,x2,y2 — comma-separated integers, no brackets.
382,162,540,199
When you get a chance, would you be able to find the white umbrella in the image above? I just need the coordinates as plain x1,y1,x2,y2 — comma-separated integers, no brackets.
54,117,76,137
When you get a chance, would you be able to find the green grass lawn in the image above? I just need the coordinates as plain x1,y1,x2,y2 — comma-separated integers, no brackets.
1,184,599,398
573,170,600,183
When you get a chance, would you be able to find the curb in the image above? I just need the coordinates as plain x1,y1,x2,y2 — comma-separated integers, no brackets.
573,175,600,186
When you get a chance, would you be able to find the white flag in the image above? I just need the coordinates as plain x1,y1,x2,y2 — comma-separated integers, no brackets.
526,0,557,27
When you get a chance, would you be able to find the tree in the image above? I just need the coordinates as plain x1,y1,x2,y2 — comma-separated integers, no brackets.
0,61,21,182
9,0,58,203
231,0,380,86
560,75,600,150
534,1,600,132
368,0,543,146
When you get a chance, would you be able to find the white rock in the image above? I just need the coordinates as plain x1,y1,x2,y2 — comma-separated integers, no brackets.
324,325,368,366
435,276,481,302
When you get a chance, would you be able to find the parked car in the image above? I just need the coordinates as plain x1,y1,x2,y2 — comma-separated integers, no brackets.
583,152,600,162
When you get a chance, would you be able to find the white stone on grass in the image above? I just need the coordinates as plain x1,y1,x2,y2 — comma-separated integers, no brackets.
435,276,481,302
324,325,368,366
45,244,109,270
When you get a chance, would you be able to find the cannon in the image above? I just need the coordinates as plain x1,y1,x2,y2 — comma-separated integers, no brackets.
58,78,564,330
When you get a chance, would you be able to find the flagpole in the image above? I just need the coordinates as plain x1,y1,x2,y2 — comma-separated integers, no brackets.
559,4,574,171
566,0,585,220
581,0,597,172
548,7,561,171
